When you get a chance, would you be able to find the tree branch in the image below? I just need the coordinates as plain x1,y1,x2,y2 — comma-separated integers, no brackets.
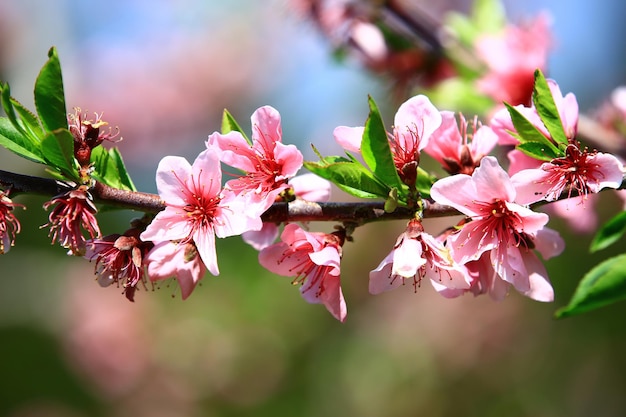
0,169,462,223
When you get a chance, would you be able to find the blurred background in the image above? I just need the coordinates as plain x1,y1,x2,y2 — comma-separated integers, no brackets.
1,1,626,416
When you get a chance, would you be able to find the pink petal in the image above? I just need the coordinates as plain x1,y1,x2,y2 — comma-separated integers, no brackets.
242,223,279,251
290,173,331,202
333,126,364,153
587,152,624,192
193,149,222,198
392,237,426,278
155,156,191,206
369,251,400,294
273,142,304,179
251,105,282,148
207,131,257,172
394,95,442,151
140,207,191,242
194,226,218,276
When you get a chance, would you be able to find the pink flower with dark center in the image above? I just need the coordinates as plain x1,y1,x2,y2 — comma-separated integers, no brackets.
0,189,24,254
206,106,303,215
475,13,551,105
424,111,498,175
140,149,260,276
259,223,346,322
144,240,206,300
42,186,101,256
430,156,564,301
333,95,442,186
85,229,154,302
369,218,471,295
512,143,624,205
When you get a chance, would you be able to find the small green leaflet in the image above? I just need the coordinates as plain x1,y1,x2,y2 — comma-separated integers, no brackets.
361,96,404,192
90,146,137,191
0,118,45,163
505,102,559,161
590,211,626,253
34,47,68,133
41,129,78,181
556,253,626,318
304,157,389,199
221,109,250,144
532,69,568,149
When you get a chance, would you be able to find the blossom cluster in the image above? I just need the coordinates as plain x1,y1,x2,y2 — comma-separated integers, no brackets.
0,4,624,322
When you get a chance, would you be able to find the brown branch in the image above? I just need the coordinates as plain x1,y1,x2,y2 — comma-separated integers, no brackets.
0,169,461,223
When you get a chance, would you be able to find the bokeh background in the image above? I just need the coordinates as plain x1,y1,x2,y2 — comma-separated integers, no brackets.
1,1,626,416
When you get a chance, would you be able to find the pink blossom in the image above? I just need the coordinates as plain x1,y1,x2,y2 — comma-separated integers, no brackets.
85,230,153,302
333,95,442,186
0,190,24,254
206,106,303,214
144,241,206,300
475,13,551,105
611,86,626,118
369,219,471,295
43,187,101,256
258,223,346,322
424,111,498,175
490,79,579,147
430,156,564,301
140,149,260,276
511,144,624,205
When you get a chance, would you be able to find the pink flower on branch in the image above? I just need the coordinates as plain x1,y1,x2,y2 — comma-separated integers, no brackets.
333,95,442,186
140,149,260,276
207,106,303,215
42,186,101,256
511,144,624,205
430,157,564,301
424,111,498,175
85,228,154,302
144,240,207,300
259,223,346,322
0,189,24,254
369,218,471,295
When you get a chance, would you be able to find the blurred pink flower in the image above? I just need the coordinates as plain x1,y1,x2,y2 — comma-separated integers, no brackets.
369,218,471,295
43,187,101,256
430,156,564,301
0,189,23,254
140,149,260,276
333,125,364,153
424,111,498,175
475,13,552,105
259,223,346,322
145,240,206,300
207,106,303,215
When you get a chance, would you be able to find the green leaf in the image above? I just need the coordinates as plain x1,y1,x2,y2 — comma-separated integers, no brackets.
556,254,626,318
11,97,44,141
0,118,45,163
361,96,403,190
516,142,558,162
108,147,136,191
34,47,67,132
304,157,390,199
90,146,136,191
221,109,250,143
532,69,568,148
505,102,560,159
590,211,626,253
41,128,78,180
